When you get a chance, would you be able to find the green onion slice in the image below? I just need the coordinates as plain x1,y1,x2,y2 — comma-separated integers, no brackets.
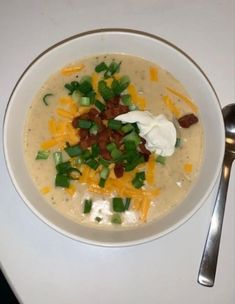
95,62,108,73
83,199,92,214
132,171,145,189
112,197,125,212
79,96,91,106
42,93,53,106
86,159,99,170
78,119,92,129
156,155,166,165
55,174,70,188
111,213,122,224
95,99,106,112
108,119,122,130
35,150,50,160
53,151,63,165
64,144,82,157
124,198,131,210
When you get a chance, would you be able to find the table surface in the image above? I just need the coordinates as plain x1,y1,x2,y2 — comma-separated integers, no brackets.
0,1,235,303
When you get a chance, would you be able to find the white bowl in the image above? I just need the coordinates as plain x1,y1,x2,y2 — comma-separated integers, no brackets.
3,29,225,246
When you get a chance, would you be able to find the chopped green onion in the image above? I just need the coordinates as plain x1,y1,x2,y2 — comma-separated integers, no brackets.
121,94,132,106
83,199,92,214
111,148,122,160
35,150,50,160
175,138,181,148
86,91,96,104
124,140,137,151
64,81,79,95
79,96,91,106
71,91,80,103
99,157,110,167
112,197,125,212
111,213,122,224
124,198,131,210
43,93,53,106
56,161,71,174
53,151,63,165
121,123,134,134
95,99,106,112
106,142,117,152
78,80,93,95
108,119,122,130
98,80,114,101
132,171,145,189
125,155,145,171
78,119,92,129
129,104,138,111
123,131,140,145
55,174,70,188
81,149,91,160
99,177,106,188
64,144,82,157
119,76,130,91
100,166,110,179
86,159,99,170
156,155,166,165
95,216,102,222
91,144,100,158
95,62,108,73
89,123,99,135
111,79,122,96
104,61,121,78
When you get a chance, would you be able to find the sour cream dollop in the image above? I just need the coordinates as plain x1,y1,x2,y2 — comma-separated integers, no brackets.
115,110,176,156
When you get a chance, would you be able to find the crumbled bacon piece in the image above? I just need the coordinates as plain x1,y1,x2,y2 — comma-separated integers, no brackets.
114,163,124,178
100,149,112,160
178,113,198,128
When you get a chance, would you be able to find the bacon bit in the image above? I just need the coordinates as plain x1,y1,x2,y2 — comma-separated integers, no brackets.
87,108,99,120
111,130,123,147
98,128,111,142
72,116,79,128
178,113,198,128
100,148,112,160
140,152,150,162
79,128,89,139
107,96,120,106
78,139,89,149
139,142,151,156
114,163,124,178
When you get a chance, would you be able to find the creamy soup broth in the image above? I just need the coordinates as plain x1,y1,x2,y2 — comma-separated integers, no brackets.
24,54,204,228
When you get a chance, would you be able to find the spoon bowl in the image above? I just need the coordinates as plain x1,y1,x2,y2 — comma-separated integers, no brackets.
223,104,235,151
198,103,235,287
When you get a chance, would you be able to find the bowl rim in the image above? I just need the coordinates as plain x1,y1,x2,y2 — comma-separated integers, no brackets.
2,28,225,247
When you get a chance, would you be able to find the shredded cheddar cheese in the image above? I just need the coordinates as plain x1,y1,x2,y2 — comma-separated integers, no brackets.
40,186,51,194
184,163,193,173
162,95,181,118
166,87,198,113
61,64,85,76
65,184,77,197
149,66,158,81
146,154,156,185
128,84,147,110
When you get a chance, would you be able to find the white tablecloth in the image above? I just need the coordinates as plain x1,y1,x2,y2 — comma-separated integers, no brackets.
0,1,234,303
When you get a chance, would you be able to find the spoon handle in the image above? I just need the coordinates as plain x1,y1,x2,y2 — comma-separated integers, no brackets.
197,151,233,287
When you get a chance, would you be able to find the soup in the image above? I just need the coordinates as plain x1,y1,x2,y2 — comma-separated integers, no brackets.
24,54,204,228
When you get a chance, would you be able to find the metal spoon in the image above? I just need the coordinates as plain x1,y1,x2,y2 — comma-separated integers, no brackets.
198,103,235,287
